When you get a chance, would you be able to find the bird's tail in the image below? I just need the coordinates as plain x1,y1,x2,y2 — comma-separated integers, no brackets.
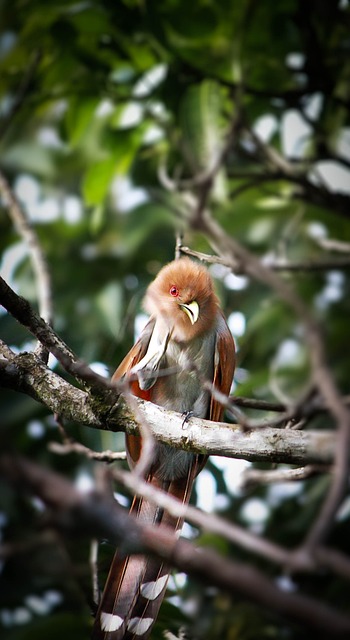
91,464,199,640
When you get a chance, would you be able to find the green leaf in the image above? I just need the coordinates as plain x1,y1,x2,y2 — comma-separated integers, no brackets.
82,157,116,206
180,80,222,171
65,97,100,147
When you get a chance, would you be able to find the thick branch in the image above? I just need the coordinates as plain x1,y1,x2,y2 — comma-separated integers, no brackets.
0,276,116,394
1,454,350,639
0,349,338,466
0,350,106,428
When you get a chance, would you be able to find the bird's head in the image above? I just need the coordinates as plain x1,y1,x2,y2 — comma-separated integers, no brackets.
144,257,218,342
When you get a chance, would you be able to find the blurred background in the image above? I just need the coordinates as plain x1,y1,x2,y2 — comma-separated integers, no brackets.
1,1,350,638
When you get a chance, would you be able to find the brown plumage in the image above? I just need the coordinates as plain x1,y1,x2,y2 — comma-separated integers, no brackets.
92,257,235,640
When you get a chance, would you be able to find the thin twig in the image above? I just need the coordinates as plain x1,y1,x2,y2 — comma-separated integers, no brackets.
0,170,53,363
245,126,297,176
175,231,184,260
317,237,350,254
242,464,330,489
180,245,350,273
48,441,126,462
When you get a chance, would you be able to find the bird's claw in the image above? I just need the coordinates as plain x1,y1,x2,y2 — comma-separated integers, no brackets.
181,410,194,429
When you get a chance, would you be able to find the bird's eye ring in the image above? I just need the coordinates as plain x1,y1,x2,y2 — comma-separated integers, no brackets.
170,285,179,297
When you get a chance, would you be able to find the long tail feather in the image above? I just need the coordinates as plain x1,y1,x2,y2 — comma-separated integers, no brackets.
92,458,202,640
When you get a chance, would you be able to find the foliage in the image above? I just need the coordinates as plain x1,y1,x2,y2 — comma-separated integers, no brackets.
1,0,350,638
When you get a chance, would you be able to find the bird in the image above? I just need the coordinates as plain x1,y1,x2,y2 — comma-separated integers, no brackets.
92,256,235,640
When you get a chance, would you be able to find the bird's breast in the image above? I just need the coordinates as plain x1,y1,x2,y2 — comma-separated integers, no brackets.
151,333,215,417
147,329,216,481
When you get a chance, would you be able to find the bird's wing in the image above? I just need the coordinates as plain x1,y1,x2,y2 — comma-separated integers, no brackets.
112,317,156,467
112,317,156,400
209,311,235,423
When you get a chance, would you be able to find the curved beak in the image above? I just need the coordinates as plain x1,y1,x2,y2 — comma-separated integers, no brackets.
179,300,199,325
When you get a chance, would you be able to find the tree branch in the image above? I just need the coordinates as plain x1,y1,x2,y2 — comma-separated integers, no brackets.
180,245,350,273
0,170,53,362
191,208,350,551
0,347,339,467
2,238,349,554
0,275,116,395
1,454,350,639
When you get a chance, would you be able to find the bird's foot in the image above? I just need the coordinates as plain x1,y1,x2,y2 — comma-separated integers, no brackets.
181,410,194,429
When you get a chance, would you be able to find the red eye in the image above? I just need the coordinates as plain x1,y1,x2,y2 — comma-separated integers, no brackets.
170,285,179,297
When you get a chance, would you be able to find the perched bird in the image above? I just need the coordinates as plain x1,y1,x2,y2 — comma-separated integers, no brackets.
92,257,235,639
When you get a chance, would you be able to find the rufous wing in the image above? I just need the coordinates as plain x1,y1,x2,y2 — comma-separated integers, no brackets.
209,311,235,423
112,317,156,467
112,317,156,399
